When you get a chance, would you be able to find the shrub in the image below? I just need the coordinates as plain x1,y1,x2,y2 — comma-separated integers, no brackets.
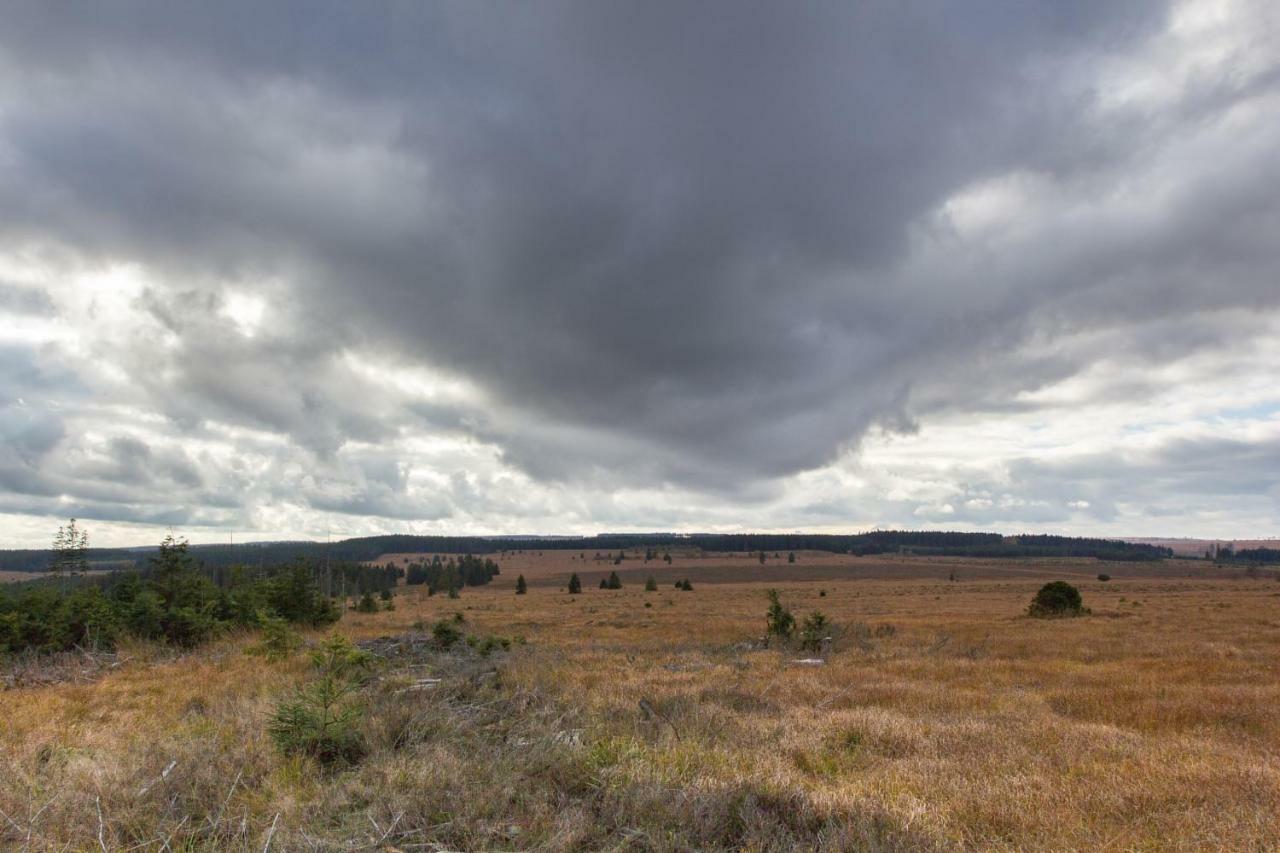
1028,581,1087,618
432,618,463,648
268,635,375,767
680,579,693,591
644,576,658,592
355,592,379,613
798,611,830,653
246,611,302,661
1097,573,1111,582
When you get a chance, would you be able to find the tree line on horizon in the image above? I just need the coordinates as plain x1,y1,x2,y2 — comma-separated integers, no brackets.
0,530,1176,573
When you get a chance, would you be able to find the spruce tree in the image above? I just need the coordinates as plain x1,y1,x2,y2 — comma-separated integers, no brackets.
567,573,582,594
516,574,527,594
51,518,90,591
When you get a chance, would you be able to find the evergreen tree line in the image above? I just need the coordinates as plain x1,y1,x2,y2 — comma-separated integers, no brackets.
1212,546,1280,565
403,555,499,594
0,530,1171,574
0,536,385,655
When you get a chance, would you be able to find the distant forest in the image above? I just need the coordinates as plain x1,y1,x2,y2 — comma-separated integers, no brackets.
0,531,1174,574
1213,546,1280,565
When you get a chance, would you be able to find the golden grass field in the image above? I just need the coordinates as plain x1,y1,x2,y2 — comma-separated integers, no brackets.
2,552,1278,850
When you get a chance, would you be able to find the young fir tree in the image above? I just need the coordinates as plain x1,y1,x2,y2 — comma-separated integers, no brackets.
644,575,658,591
567,573,582,594
607,570,622,589
765,589,794,643
516,574,527,594
51,518,90,590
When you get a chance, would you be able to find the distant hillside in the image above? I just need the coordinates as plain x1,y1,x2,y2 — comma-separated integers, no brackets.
0,531,1171,573
1124,537,1280,558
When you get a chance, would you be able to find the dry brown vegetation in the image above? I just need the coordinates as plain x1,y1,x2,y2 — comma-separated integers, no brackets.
2,553,1279,850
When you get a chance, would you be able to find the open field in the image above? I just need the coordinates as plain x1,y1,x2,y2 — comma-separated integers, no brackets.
372,549,1240,585
0,570,112,585
2,555,1279,849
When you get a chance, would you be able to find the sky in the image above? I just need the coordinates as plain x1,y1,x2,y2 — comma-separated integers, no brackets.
1,1,1279,548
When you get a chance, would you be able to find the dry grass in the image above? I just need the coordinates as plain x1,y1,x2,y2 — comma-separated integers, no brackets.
2,556,1279,850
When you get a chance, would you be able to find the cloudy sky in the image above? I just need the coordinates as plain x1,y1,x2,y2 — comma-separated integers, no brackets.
1,1,1278,547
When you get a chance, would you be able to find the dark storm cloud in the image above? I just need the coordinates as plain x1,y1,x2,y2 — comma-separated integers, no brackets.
1,0,1278,532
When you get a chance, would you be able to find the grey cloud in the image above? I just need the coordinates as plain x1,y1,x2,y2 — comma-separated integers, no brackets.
0,1,1278,539
0,283,54,315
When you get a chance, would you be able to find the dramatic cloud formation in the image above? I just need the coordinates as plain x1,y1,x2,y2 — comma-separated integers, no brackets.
2,0,1278,545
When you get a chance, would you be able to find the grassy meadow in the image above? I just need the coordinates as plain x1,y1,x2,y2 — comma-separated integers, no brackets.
1,552,1278,850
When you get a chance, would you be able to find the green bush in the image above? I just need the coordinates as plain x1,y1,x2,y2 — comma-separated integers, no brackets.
798,611,830,653
1028,581,1087,618
246,611,302,661
432,618,463,648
